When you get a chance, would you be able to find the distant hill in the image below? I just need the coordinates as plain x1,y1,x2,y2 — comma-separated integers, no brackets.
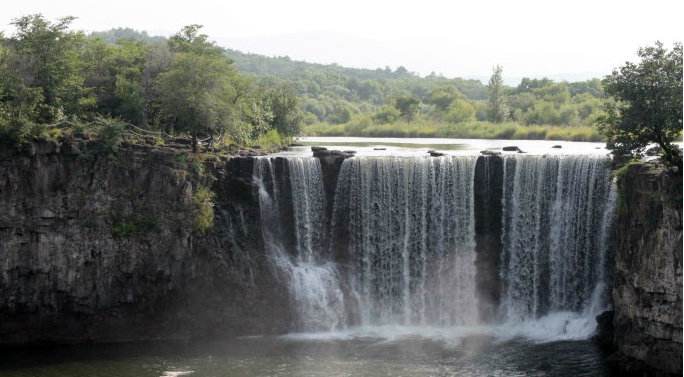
89,28,605,132
224,48,489,101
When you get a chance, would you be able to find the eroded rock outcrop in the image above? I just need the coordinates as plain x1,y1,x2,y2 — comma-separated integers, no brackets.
610,162,682,375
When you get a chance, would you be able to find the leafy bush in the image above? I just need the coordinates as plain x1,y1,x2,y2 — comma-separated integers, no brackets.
93,117,126,154
193,186,215,234
255,129,285,150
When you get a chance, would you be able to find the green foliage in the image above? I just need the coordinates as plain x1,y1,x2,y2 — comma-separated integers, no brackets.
112,215,158,238
1,17,301,150
612,159,642,180
193,186,215,234
0,15,615,147
598,41,682,169
4,15,86,124
265,84,302,135
175,152,189,164
237,47,608,140
445,99,476,123
92,117,126,154
156,25,244,150
373,105,401,124
488,65,508,123
255,129,286,150
395,96,420,121
303,119,602,141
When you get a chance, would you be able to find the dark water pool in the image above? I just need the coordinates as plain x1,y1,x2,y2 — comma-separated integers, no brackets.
0,332,611,377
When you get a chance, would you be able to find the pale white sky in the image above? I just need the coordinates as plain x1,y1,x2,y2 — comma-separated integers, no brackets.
2,0,682,83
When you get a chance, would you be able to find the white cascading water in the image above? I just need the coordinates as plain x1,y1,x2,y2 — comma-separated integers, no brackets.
254,157,345,332
332,156,479,326
497,155,615,340
254,153,616,341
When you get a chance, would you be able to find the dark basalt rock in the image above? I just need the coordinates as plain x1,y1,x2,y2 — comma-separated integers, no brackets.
609,162,683,376
238,149,260,157
313,148,355,159
311,146,327,153
0,141,290,345
593,310,615,351
427,150,445,157
473,155,504,322
312,149,355,219
480,150,501,156
551,145,562,149
502,146,521,152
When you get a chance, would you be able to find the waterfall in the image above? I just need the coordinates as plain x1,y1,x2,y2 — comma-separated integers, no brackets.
254,157,345,332
499,155,613,322
332,156,479,326
252,153,616,339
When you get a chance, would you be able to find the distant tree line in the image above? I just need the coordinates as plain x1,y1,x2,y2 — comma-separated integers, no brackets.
225,48,609,135
0,15,302,151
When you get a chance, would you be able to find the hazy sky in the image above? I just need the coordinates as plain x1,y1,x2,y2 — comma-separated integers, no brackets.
2,0,682,83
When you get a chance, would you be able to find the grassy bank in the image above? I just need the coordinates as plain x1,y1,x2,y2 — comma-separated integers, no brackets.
302,121,604,142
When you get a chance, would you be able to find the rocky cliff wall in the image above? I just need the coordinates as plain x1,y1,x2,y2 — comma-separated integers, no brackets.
0,140,289,344
611,162,682,375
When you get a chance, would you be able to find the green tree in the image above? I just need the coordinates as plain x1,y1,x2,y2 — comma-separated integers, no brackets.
445,98,475,123
394,96,419,121
487,65,507,123
81,38,148,124
266,84,302,136
598,42,682,169
6,15,85,123
428,87,458,111
156,25,242,151
373,105,401,124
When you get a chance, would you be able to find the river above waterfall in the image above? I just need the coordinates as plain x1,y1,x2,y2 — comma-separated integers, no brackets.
280,137,609,157
0,332,610,377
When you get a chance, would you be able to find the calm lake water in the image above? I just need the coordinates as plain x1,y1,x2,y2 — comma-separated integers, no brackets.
284,136,609,157
0,330,611,377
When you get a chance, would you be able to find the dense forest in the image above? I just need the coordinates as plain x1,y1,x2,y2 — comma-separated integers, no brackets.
0,16,626,147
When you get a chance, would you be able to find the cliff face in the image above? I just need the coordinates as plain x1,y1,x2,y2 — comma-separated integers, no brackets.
0,141,289,344
612,162,683,375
